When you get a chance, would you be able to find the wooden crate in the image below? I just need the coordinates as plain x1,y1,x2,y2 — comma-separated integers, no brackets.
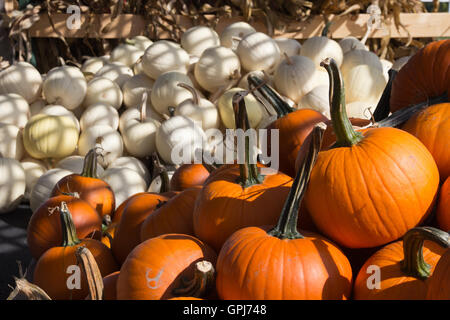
28,12,450,39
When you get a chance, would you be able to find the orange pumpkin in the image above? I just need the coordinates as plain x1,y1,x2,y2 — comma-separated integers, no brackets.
101,223,117,249
401,103,450,180
33,202,118,300
390,39,450,113
111,192,169,264
103,271,120,300
354,227,450,300
193,92,293,252
117,234,217,300
140,187,200,242
51,148,115,219
304,58,440,249
216,127,353,299
437,176,450,232
27,194,102,260
427,248,450,300
170,164,211,191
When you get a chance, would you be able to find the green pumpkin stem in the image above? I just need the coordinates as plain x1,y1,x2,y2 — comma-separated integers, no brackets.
151,152,170,193
60,201,81,247
321,58,363,147
247,74,293,118
232,91,264,188
400,226,450,280
268,126,324,239
321,21,333,37
81,148,100,178
172,260,215,298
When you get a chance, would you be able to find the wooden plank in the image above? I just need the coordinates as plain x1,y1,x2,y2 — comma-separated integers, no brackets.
28,12,450,39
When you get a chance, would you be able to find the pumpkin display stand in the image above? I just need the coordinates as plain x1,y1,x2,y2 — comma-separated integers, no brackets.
0,0,449,302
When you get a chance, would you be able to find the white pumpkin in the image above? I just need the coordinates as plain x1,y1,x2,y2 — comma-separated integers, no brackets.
81,56,109,75
346,101,378,120
0,156,26,213
273,55,319,103
174,84,220,130
122,92,161,158
29,168,72,212
95,62,134,88
23,114,79,159
55,155,105,175
238,70,272,90
127,35,153,51
122,74,155,108
151,71,194,116
133,58,145,75
20,158,48,200
80,102,119,131
141,40,190,79
181,26,220,57
343,64,387,104
300,36,343,69
108,156,151,185
392,56,411,71
29,98,46,116
82,76,123,109
156,115,206,165
43,66,87,110
274,38,302,57
110,43,144,68
340,49,383,79
39,104,81,133
236,32,281,73
118,106,162,134
100,167,147,208
78,125,123,167
380,58,393,82
338,36,367,54
0,93,30,128
298,85,331,119
220,22,256,49
0,123,24,160
0,62,42,103
217,87,264,129
194,46,241,93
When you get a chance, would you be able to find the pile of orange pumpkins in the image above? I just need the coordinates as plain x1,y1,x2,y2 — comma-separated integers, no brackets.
16,38,450,300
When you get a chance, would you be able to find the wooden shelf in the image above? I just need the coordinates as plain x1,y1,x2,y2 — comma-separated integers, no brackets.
28,12,450,39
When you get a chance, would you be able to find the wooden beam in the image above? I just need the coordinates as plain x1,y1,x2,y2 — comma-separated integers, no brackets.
28,12,450,39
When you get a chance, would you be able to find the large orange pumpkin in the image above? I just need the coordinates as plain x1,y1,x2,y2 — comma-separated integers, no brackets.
354,227,450,300
51,148,115,219
390,39,450,112
117,234,217,300
304,58,440,249
111,192,169,264
27,194,102,260
401,103,450,180
437,176,450,231
140,187,200,242
33,202,118,300
427,248,450,300
102,271,120,300
193,92,293,252
216,127,353,300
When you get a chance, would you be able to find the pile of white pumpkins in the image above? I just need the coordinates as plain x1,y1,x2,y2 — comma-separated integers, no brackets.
0,21,411,215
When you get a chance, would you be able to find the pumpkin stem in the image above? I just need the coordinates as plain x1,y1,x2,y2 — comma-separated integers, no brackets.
140,91,149,122
321,21,333,37
81,148,100,178
75,246,104,300
177,83,199,105
400,227,450,280
284,52,293,65
60,201,81,247
232,91,264,188
321,58,363,147
267,126,324,239
151,152,170,193
7,277,51,300
247,74,294,118
172,260,215,298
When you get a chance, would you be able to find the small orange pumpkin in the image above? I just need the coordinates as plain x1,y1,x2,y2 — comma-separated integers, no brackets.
437,176,450,232
427,248,450,300
170,164,211,191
